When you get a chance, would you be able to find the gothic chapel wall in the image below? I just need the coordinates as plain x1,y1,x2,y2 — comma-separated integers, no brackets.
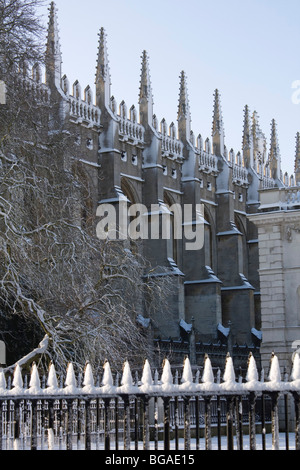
6,1,299,365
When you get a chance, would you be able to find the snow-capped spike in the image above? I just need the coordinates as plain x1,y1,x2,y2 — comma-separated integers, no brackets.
181,357,193,384
268,353,281,383
202,355,214,384
65,363,77,388
246,353,259,382
29,363,41,391
291,353,300,381
161,359,173,385
121,361,133,388
223,354,236,383
83,362,94,388
0,369,6,390
12,364,23,390
141,359,153,386
47,362,58,389
102,361,113,387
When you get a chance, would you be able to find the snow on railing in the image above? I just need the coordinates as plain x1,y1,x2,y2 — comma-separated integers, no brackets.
0,352,300,397
1,353,300,451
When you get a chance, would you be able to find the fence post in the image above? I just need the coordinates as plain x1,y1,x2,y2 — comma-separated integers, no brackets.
293,392,300,451
66,399,73,451
217,396,222,450
235,396,243,450
30,400,38,451
270,392,280,450
123,396,131,450
13,400,21,450
195,396,200,450
142,396,150,450
163,397,170,451
204,397,212,451
248,392,256,450
226,396,235,450
85,399,92,451
183,396,191,451
134,398,139,450
104,398,111,451
284,393,289,450
115,397,119,451
173,397,179,450
0,400,2,451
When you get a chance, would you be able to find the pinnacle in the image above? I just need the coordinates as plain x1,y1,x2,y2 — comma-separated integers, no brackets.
46,1,61,56
96,27,111,84
212,88,224,135
178,70,190,119
139,50,153,104
295,132,300,171
269,119,280,158
242,105,252,149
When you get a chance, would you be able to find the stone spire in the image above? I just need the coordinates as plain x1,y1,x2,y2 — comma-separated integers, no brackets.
177,71,192,141
45,1,62,89
268,119,281,180
295,132,300,185
251,111,266,170
242,105,253,168
139,50,154,127
95,27,111,109
212,89,225,157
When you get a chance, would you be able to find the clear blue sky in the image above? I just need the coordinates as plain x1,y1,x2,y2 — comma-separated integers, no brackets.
39,0,300,177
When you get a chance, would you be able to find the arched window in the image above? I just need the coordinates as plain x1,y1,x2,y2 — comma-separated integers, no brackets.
204,207,213,268
234,214,247,275
164,192,178,264
120,178,139,250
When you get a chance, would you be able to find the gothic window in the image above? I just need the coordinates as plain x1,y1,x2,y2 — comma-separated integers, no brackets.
164,193,178,264
235,214,247,275
204,207,214,269
121,178,139,251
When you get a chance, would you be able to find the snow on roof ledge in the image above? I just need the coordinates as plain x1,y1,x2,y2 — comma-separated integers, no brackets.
137,315,151,328
180,319,193,333
217,323,230,337
251,328,262,341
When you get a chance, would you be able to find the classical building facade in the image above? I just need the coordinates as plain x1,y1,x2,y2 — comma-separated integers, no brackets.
249,184,300,373
3,2,300,368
